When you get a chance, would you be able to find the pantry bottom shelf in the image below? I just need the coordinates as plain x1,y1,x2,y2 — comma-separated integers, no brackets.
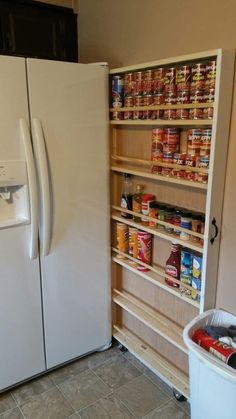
113,324,189,399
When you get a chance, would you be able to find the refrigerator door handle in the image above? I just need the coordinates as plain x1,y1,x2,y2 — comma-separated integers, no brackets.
19,118,39,260
32,119,51,257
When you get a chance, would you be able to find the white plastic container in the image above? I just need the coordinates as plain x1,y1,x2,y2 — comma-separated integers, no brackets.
183,309,236,419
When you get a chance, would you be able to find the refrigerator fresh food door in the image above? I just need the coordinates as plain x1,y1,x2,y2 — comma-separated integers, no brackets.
0,56,45,390
27,59,111,368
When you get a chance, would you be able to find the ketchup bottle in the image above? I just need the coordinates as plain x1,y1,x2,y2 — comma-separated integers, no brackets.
165,242,181,287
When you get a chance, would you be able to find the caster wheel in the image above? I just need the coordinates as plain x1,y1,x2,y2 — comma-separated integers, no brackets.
173,388,187,402
118,343,128,353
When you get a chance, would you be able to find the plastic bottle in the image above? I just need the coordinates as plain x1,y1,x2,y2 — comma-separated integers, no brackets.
121,174,133,218
165,242,181,288
133,184,143,222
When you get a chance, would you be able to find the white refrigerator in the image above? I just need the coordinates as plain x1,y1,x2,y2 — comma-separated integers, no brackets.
0,55,111,390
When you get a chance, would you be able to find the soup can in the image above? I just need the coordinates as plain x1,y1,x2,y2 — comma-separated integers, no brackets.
176,65,191,92
153,67,165,93
205,60,216,90
143,70,153,95
189,108,204,120
134,71,144,96
124,73,135,97
163,109,176,120
164,67,176,94
128,227,138,265
191,63,206,90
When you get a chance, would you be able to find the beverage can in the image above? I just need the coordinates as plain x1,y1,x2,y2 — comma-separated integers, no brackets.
112,75,124,107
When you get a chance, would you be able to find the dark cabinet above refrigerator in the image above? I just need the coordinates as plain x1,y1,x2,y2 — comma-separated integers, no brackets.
0,0,78,62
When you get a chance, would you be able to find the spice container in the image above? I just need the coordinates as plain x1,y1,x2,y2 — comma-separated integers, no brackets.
149,201,159,227
191,214,202,242
180,211,192,241
141,194,155,224
165,207,174,233
157,204,166,230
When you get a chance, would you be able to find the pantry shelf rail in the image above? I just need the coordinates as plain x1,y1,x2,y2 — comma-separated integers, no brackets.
110,102,214,112
110,119,213,126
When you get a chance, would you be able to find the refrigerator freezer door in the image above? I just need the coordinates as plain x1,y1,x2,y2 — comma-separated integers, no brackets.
0,56,45,390
27,59,111,368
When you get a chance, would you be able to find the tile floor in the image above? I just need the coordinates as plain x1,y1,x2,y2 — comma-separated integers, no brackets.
0,344,190,419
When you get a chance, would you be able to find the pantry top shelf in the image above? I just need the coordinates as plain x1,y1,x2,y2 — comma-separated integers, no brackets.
109,49,219,74
110,119,213,126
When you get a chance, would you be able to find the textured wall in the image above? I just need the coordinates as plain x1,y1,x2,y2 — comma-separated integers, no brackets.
78,0,236,314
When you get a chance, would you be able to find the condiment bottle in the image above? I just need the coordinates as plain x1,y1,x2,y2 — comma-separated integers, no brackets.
173,209,181,236
149,201,159,227
165,242,181,287
121,173,133,218
191,214,202,242
180,211,192,241
165,206,175,233
133,184,143,222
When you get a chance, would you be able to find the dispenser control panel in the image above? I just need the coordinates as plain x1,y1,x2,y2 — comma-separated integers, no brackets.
0,160,27,187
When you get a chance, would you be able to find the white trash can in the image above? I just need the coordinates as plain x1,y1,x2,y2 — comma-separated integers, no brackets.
183,309,236,419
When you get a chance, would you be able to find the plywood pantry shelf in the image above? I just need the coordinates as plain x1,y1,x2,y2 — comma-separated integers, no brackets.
113,325,189,399
110,102,214,112
112,155,209,174
110,119,212,126
112,211,203,253
111,166,208,190
113,289,187,354
112,251,200,308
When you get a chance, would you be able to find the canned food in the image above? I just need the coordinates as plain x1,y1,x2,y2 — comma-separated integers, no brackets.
192,329,236,368
189,108,204,120
137,231,152,271
142,110,152,119
124,111,133,120
190,89,205,103
134,96,144,107
143,70,153,95
152,128,165,156
153,93,165,105
185,154,197,167
116,222,128,257
124,96,134,107
176,65,191,92
200,129,211,156
113,111,123,120
128,227,138,265
176,170,185,179
151,110,163,119
163,152,174,163
205,60,216,90
164,92,177,105
164,67,176,94
204,88,215,103
173,153,186,165
153,68,165,93
187,129,202,154
163,109,176,120
164,128,180,153
185,170,196,182
162,167,173,177
134,71,143,96
133,111,143,120
180,250,192,285
112,75,124,107
203,107,214,119
152,165,163,175
191,63,206,90
191,277,201,301
149,201,159,227
176,109,189,119
197,172,208,183
124,73,135,97
143,95,154,106
176,90,190,104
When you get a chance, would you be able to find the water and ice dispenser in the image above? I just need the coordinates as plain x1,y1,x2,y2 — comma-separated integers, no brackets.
0,160,29,227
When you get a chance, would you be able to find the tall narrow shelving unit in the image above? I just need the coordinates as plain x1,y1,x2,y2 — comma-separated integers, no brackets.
110,49,235,398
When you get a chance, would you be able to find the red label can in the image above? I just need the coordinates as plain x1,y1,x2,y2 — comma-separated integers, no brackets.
164,67,176,94
191,63,206,90
113,111,123,120
124,96,134,107
134,71,144,96
153,93,165,105
190,89,205,104
176,65,191,92
143,70,153,95
124,73,135,97
192,329,236,368
176,90,190,104
205,60,216,89
163,109,176,120
143,95,154,106
176,109,189,120
124,111,133,120
137,231,152,271
164,92,177,105
189,108,204,120
203,107,214,119
153,68,165,93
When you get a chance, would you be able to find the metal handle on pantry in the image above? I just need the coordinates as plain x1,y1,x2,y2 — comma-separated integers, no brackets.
210,217,219,245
